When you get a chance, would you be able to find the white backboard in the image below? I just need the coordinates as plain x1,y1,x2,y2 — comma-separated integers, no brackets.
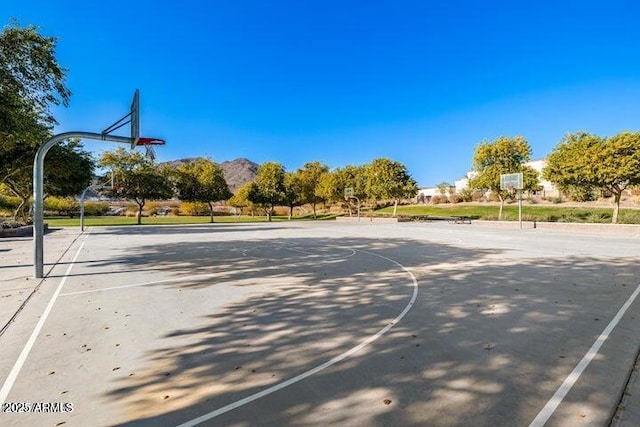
344,187,354,198
500,173,523,190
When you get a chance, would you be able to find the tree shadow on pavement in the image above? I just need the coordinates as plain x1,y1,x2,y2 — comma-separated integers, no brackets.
72,229,640,427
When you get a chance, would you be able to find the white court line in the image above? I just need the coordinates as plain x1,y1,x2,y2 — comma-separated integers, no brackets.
278,245,356,257
0,230,91,407
175,248,419,427
242,244,357,261
529,283,640,427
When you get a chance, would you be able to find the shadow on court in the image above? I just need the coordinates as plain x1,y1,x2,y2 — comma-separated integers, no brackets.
90,224,288,236
69,231,640,426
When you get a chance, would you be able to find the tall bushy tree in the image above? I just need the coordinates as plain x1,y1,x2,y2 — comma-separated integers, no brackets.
0,21,70,126
595,132,640,222
248,162,286,221
283,172,303,219
172,159,231,223
365,158,418,216
99,148,173,225
0,21,74,221
315,171,340,205
544,131,640,223
296,161,329,218
470,136,537,220
316,165,367,215
342,165,368,197
543,132,600,201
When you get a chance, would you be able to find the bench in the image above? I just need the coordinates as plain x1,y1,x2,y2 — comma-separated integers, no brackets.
447,216,472,224
396,215,472,224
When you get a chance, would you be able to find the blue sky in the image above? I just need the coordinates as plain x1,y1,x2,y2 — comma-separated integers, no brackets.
3,1,640,186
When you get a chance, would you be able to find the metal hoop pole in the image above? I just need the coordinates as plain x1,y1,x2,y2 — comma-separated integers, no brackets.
348,196,360,222
519,190,523,229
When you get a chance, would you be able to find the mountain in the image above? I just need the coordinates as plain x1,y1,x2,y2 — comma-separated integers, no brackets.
161,157,258,193
219,158,259,192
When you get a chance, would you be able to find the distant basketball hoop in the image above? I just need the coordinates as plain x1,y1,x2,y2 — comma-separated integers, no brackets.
500,172,524,229
343,187,360,221
500,173,523,191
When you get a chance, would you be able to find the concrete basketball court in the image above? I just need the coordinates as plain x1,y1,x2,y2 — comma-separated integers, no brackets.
1,221,639,426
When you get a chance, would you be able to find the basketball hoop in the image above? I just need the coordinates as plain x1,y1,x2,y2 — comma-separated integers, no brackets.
500,173,523,192
33,89,166,278
136,137,166,162
135,137,166,146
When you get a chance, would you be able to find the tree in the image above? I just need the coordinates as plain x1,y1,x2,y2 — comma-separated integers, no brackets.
469,136,536,220
365,158,418,216
316,165,369,216
247,162,286,221
544,131,640,223
283,172,303,219
543,132,599,206
99,148,173,225
315,165,364,215
316,171,340,205
338,165,368,216
0,21,72,221
43,139,94,197
229,182,255,216
597,132,640,222
0,21,70,127
0,90,50,191
172,159,232,223
3,139,93,221
296,161,329,218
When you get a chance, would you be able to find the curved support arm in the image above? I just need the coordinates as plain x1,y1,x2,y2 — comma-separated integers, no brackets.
33,132,133,278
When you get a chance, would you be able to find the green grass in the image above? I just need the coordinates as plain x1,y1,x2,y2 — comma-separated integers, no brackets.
22,206,640,226
44,214,337,227
377,204,640,224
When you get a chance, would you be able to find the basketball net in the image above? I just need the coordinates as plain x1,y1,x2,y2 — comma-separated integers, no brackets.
135,137,165,164
143,145,156,163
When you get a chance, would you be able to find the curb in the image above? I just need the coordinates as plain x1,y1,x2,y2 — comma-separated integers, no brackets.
0,224,48,238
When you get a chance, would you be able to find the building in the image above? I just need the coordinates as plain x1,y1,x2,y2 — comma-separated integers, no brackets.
525,159,560,198
416,184,456,203
454,170,478,193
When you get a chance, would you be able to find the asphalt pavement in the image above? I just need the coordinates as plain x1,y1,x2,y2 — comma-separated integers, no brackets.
0,221,639,427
